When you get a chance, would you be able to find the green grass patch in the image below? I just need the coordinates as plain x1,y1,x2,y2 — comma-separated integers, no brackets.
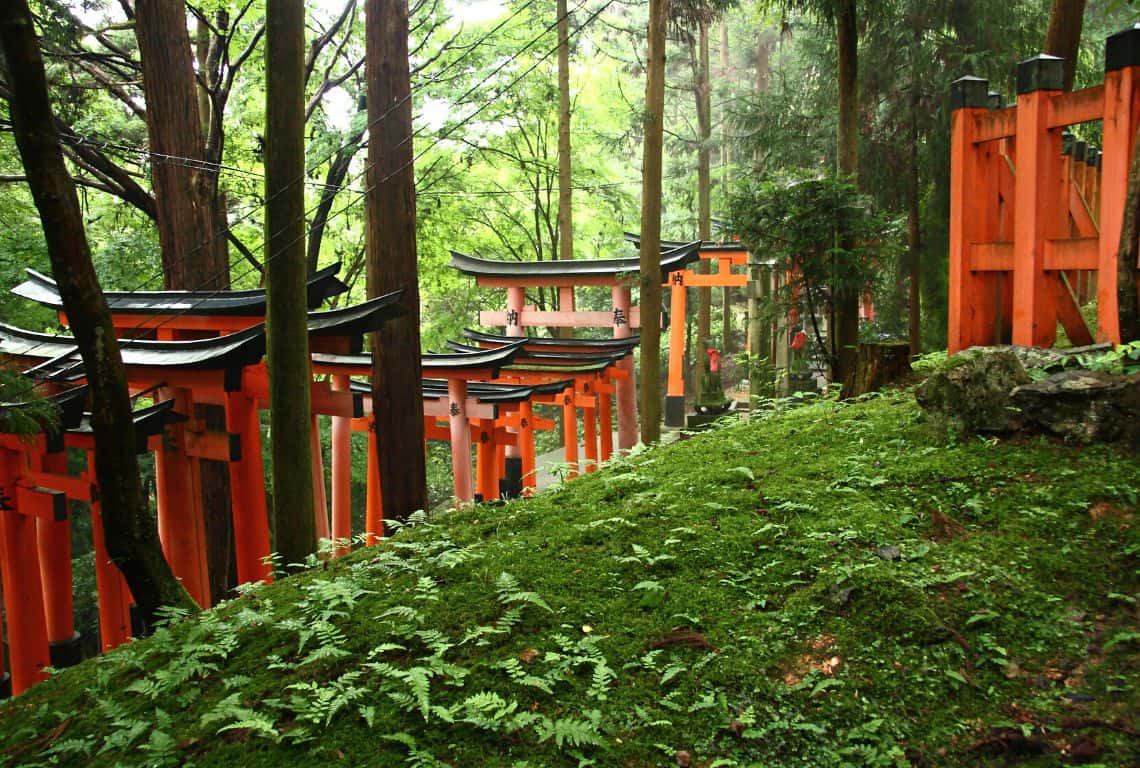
1,391,1137,767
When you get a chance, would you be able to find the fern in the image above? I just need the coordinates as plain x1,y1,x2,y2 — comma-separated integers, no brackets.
496,572,553,613
534,713,604,748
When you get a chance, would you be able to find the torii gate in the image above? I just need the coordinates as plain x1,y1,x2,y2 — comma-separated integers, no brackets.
449,241,703,446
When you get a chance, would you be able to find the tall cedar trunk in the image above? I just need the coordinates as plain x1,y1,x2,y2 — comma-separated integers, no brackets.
1116,120,1140,341
835,0,860,396
134,1,225,290
1043,0,1086,91
0,0,195,626
752,29,773,364
694,20,712,380
265,0,316,562
639,0,667,444
719,19,733,353
556,0,574,339
138,1,234,603
366,0,428,520
906,24,921,356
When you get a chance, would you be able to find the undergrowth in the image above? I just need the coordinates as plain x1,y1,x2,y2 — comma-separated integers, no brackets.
1,391,1137,767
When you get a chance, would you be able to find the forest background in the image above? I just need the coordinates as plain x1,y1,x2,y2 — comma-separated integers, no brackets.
4,0,1137,355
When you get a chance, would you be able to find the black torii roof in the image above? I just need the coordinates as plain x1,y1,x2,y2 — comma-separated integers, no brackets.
69,398,188,454
623,232,747,254
461,328,639,353
449,241,701,283
313,342,523,378
0,323,268,379
446,340,628,367
11,262,349,316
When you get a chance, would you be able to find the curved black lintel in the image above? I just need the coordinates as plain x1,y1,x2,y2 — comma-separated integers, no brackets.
446,340,627,366
314,342,523,376
449,241,700,283
462,328,640,351
12,262,348,316
306,290,405,338
623,232,747,253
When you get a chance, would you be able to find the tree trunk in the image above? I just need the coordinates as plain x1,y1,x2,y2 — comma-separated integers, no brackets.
1115,120,1140,341
134,0,225,290
694,20,712,378
835,0,860,397
307,93,366,275
907,24,921,357
1043,0,1086,91
639,0,667,444
720,18,733,353
0,0,195,626
366,0,428,520
138,0,234,602
265,0,316,563
556,0,574,339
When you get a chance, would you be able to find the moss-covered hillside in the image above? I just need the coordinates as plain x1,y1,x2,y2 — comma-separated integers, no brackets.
1,392,1137,767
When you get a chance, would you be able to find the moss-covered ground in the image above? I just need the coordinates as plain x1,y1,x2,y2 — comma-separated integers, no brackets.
1,391,1137,767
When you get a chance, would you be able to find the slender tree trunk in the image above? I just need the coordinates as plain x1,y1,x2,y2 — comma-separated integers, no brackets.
639,0,667,444
134,0,224,290
556,0,574,339
695,20,712,378
366,0,428,519
907,25,921,357
308,93,366,275
0,0,195,626
1044,0,1086,91
139,1,235,603
835,0,860,396
1116,120,1140,341
720,18,733,353
265,0,316,563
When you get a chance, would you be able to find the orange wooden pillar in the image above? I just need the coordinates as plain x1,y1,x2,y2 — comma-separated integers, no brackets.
581,389,598,473
518,400,537,492
87,455,132,652
1012,55,1065,347
310,415,330,544
1099,26,1140,343
948,75,1001,352
597,382,614,462
154,389,210,607
224,390,272,585
35,450,80,668
665,272,687,426
475,418,497,499
364,419,382,544
330,375,352,554
447,379,474,503
0,448,50,694
612,285,637,449
560,387,579,479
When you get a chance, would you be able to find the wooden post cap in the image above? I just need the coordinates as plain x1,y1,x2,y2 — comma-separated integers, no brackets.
1074,141,1087,162
951,75,989,109
1062,131,1075,155
987,90,1003,109
1087,147,1099,168
1106,24,1140,72
1016,54,1064,94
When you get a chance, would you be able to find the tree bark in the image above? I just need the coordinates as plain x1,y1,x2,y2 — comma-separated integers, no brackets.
720,18,733,353
134,0,225,290
639,0,667,444
366,0,428,520
1116,120,1140,341
0,0,195,626
694,20,712,377
556,0,574,339
138,1,234,602
907,23,921,357
1043,0,1086,91
265,0,316,563
835,0,860,396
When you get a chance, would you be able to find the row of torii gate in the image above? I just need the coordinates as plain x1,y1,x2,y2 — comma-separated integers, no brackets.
0,238,747,696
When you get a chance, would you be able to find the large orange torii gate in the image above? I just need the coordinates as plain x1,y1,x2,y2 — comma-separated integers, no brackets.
449,242,705,447
949,26,1140,352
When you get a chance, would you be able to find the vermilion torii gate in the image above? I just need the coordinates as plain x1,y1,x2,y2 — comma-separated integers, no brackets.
449,241,704,446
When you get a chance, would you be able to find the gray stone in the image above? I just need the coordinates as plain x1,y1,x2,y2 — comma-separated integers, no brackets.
1011,370,1140,445
874,545,902,561
915,348,1031,435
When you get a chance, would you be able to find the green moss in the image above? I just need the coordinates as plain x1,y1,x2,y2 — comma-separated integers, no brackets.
1,392,1137,767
